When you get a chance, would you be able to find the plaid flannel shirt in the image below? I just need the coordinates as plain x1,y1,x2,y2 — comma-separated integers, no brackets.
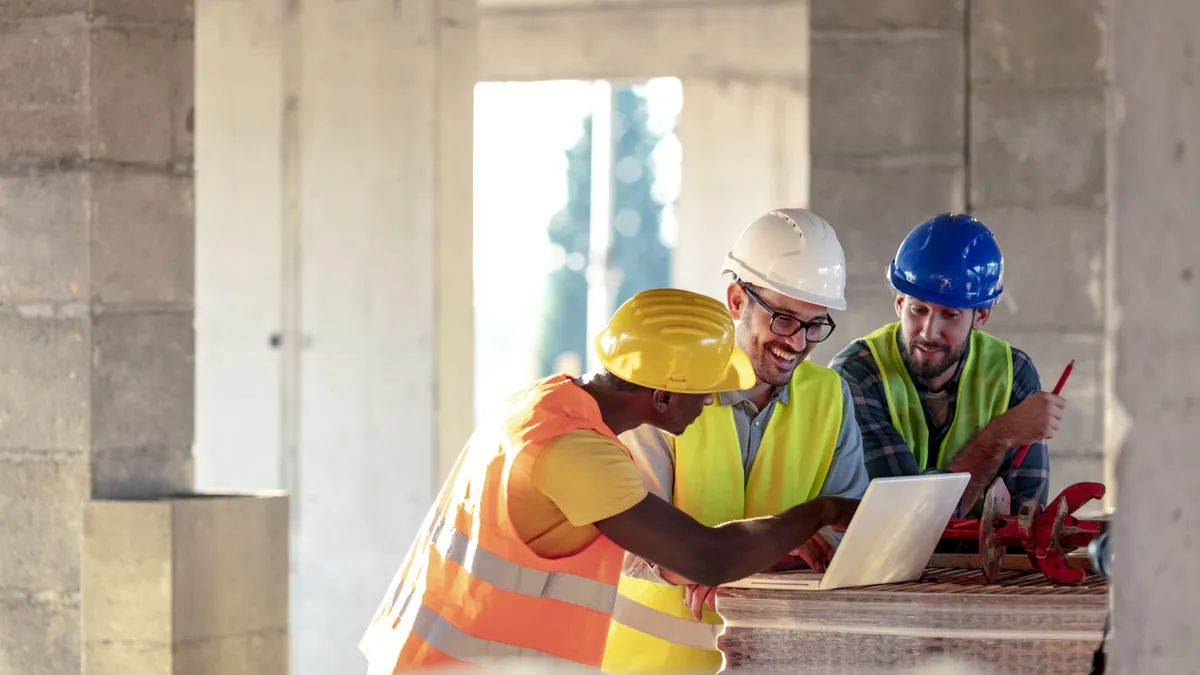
828,331,1051,517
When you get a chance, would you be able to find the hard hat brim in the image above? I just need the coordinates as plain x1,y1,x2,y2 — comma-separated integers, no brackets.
888,264,1001,310
695,345,757,395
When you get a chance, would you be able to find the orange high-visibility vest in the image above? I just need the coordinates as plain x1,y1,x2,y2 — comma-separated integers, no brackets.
359,374,629,672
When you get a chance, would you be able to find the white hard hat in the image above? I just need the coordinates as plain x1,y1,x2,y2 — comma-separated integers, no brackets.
721,208,848,311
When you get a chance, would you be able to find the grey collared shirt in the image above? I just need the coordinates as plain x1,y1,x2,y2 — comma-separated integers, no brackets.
618,378,869,584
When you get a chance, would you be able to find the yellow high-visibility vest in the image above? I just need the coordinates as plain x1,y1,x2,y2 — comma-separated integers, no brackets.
861,322,1013,471
601,360,843,674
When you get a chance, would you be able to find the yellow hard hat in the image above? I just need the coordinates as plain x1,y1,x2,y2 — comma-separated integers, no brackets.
594,288,756,394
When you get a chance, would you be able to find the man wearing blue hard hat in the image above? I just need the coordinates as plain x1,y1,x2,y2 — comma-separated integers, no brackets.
830,213,1062,517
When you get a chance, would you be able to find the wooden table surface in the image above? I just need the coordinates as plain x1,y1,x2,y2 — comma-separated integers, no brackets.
715,566,1109,674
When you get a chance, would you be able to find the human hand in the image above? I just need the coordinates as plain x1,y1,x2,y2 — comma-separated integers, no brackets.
683,583,718,621
787,532,836,572
1000,392,1066,447
818,496,860,532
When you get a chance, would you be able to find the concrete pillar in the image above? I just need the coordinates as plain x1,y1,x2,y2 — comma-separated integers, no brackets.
195,0,476,672
293,3,475,673
1110,0,1200,669
968,0,1109,498
806,0,967,367
0,3,195,672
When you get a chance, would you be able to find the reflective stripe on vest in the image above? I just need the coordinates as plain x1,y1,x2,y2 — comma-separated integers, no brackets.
610,593,722,651
861,322,1013,470
393,592,583,666
427,513,617,613
601,361,844,674
361,374,630,673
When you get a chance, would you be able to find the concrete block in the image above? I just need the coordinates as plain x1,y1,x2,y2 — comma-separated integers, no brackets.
0,316,89,452
84,493,289,674
172,36,195,165
970,87,1106,207
92,172,194,305
811,164,965,287
82,501,172,643
969,205,1106,331
172,632,288,675
0,24,88,162
0,0,85,18
0,25,87,109
981,329,1104,457
92,0,194,24
91,312,193,450
811,34,963,158
0,173,89,302
0,456,88,589
90,28,176,164
91,446,194,500
0,597,80,675
85,642,170,675
811,0,963,31
971,0,1107,87
172,494,289,641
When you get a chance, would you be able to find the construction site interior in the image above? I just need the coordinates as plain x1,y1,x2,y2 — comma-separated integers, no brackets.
1,0,1196,674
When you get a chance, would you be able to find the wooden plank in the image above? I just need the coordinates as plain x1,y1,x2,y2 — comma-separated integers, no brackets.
715,569,1108,674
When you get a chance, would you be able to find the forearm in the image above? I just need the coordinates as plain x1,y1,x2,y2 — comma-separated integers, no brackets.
682,500,838,587
943,417,1016,510
596,493,844,589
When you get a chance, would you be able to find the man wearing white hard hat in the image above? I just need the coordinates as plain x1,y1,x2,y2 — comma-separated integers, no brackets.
600,209,869,675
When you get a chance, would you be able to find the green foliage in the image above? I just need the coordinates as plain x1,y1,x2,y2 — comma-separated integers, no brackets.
535,86,673,377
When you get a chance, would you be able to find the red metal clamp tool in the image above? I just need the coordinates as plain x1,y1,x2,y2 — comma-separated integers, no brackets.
941,478,1106,585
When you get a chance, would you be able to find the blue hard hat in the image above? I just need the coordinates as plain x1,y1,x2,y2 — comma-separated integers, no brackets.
887,213,1004,309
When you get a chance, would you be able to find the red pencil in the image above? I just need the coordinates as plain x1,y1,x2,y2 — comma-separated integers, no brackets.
1013,359,1074,468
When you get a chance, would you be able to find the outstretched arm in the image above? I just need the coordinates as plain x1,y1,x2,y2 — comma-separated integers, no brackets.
595,493,858,588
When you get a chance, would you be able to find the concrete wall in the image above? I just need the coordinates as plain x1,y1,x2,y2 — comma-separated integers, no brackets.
195,0,476,673
806,0,1109,501
1110,0,1200,669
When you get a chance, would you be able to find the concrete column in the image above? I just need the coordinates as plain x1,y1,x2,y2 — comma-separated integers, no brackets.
294,2,475,673
968,0,1109,497
195,0,476,672
0,3,195,673
1110,0,1200,669
806,0,967,367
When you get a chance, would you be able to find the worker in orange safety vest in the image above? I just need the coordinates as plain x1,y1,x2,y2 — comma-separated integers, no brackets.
358,287,860,673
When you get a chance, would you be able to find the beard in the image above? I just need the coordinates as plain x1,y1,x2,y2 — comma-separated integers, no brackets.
741,336,808,388
900,334,967,381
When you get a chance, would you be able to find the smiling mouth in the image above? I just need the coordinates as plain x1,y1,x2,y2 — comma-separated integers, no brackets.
767,344,800,368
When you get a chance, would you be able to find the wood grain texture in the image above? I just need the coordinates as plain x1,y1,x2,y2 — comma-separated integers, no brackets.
716,568,1108,674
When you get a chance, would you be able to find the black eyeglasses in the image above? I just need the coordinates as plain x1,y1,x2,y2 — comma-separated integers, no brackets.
740,283,837,343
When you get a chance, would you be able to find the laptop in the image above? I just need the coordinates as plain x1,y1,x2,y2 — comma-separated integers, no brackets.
722,472,970,591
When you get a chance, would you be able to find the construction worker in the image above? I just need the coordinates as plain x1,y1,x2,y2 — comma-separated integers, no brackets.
601,209,870,675
358,287,860,674
829,212,1060,524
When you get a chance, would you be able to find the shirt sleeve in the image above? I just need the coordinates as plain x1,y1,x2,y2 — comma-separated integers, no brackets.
815,379,872,548
995,348,1052,507
531,430,649,527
